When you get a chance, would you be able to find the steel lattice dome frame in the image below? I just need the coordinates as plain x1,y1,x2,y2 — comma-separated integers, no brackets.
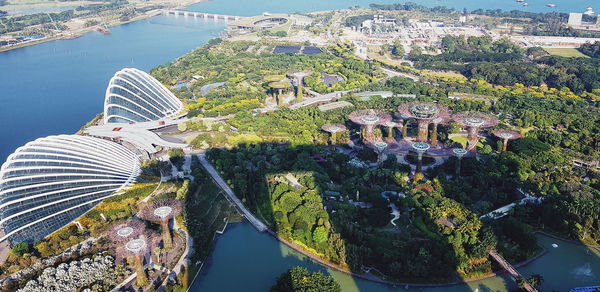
104,68,184,124
0,135,141,243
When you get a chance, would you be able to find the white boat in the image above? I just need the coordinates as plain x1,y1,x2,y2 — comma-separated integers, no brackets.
547,3,556,7
523,3,529,6
584,7,595,15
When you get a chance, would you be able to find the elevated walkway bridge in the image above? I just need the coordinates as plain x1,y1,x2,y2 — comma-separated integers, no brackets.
489,250,538,292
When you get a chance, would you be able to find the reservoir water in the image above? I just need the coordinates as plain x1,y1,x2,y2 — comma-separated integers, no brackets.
0,0,599,291
0,16,225,162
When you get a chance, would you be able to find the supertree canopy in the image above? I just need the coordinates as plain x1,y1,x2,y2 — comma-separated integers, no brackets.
348,109,392,142
398,102,451,143
141,198,182,249
108,219,145,243
453,112,498,150
493,130,522,152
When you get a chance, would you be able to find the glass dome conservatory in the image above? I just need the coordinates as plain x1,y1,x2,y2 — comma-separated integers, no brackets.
0,135,140,243
104,68,184,124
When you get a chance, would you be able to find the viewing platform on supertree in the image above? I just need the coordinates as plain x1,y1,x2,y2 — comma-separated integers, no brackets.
321,123,347,146
493,130,522,152
453,112,498,150
348,109,392,143
398,102,451,143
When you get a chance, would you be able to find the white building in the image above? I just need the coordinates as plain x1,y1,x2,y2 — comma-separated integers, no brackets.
568,13,583,26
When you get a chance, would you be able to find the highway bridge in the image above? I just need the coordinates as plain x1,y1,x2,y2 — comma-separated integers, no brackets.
163,10,246,21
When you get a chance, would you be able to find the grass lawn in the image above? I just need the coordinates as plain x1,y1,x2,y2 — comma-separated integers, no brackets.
544,48,589,58
450,135,484,148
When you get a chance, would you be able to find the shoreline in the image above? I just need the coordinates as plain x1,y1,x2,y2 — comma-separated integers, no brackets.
190,220,575,289
0,0,208,53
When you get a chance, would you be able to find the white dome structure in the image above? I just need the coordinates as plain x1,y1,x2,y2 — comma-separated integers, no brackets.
0,135,141,243
104,68,184,124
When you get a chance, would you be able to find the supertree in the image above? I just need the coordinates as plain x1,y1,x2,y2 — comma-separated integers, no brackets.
348,109,392,143
411,142,430,175
287,70,313,102
398,102,451,143
493,130,521,152
373,141,388,167
384,121,398,140
107,219,145,243
430,116,450,147
115,231,157,288
321,123,347,147
453,112,498,150
452,148,468,178
268,81,292,105
140,198,183,250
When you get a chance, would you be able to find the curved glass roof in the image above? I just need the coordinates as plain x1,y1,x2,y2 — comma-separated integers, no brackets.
0,135,140,243
104,68,183,124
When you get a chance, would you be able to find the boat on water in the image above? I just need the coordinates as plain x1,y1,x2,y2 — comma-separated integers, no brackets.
547,3,556,7
584,7,595,15
522,3,529,6
516,0,524,2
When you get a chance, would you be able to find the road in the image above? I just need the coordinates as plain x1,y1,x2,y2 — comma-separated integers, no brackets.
197,154,268,232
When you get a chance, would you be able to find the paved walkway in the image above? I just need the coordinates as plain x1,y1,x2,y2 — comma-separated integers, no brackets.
197,154,268,232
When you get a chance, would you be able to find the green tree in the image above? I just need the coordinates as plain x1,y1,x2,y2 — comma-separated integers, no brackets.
271,266,341,292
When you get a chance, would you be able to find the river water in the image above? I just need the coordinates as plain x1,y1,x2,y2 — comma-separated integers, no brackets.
192,223,599,291
1,0,599,291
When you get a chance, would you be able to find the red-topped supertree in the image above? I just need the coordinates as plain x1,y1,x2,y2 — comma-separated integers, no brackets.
107,219,145,243
493,129,521,152
348,109,392,142
398,102,451,143
114,230,158,288
140,198,183,250
321,123,347,146
453,112,498,150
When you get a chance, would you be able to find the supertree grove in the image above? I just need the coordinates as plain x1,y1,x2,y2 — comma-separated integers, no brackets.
348,109,392,143
493,130,522,152
398,102,451,143
411,142,430,175
453,112,498,150
140,198,183,250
